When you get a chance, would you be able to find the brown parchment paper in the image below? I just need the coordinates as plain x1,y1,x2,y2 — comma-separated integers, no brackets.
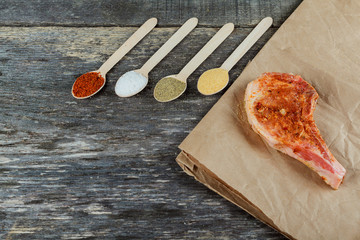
177,0,360,239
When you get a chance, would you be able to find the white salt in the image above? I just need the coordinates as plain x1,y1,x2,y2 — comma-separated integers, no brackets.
115,71,148,97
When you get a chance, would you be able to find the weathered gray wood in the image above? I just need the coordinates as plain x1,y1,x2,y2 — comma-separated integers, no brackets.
0,0,302,27
0,2,299,239
0,26,288,239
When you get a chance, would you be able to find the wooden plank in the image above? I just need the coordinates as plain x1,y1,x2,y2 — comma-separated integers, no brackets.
0,26,287,239
0,0,302,27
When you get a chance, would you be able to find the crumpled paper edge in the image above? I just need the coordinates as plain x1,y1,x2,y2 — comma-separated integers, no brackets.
176,150,294,240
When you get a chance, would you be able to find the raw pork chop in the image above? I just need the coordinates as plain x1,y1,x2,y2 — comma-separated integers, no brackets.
245,72,346,189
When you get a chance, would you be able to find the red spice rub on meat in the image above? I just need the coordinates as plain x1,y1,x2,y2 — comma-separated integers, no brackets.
245,72,346,189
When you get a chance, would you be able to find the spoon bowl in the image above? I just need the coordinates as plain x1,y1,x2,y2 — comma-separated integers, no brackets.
197,68,229,95
72,70,106,99
153,75,187,102
115,69,148,97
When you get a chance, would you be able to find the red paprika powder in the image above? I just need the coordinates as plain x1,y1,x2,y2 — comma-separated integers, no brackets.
72,72,105,98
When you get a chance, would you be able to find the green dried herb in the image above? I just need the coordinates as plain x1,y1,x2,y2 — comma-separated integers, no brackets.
154,77,186,102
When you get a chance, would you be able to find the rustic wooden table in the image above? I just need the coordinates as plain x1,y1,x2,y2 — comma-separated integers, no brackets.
1,1,302,239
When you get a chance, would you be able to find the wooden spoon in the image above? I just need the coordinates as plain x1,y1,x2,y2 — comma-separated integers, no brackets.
197,17,273,95
115,17,198,97
72,17,157,99
153,23,234,102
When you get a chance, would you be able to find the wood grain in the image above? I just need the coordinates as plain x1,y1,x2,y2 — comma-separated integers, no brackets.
0,0,301,27
0,26,288,239
0,0,304,238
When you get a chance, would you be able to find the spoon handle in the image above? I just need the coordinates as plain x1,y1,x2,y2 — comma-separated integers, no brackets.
98,18,157,74
177,23,234,81
220,17,273,71
139,17,198,75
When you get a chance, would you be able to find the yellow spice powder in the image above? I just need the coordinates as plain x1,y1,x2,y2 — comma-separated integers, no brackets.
197,68,229,95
